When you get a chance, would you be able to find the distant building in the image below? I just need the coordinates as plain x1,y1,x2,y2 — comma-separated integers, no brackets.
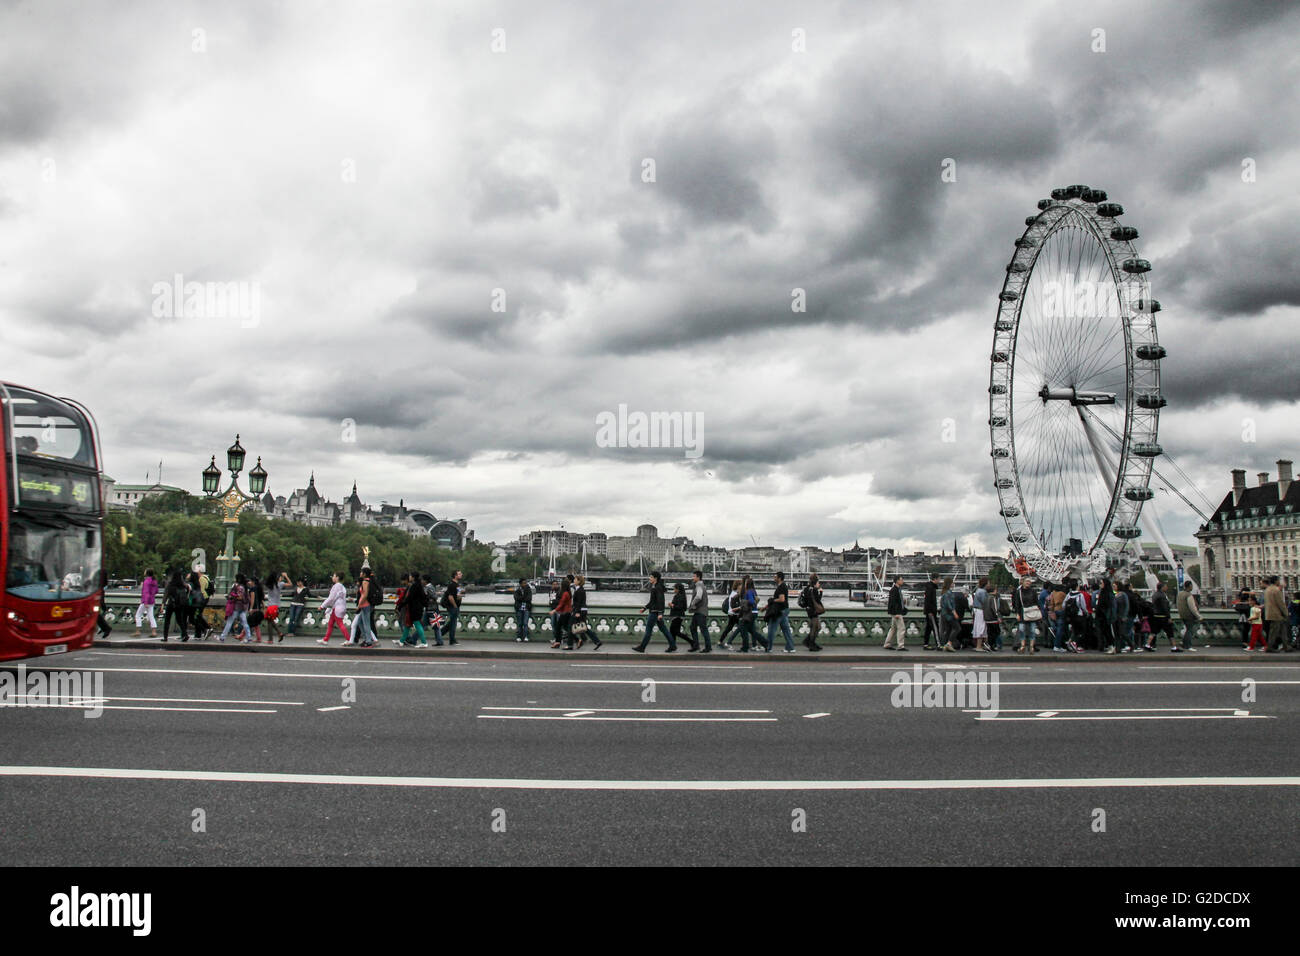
1195,459,1298,594
258,475,473,549
105,477,188,511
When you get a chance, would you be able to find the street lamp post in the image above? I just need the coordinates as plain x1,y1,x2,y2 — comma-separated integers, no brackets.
202,435,267,595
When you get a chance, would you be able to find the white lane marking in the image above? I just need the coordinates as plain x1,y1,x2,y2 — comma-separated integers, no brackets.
803,712,831,719
90,652,186,658
482,706,771,714
49,666,1300,689
477,715,778,722
564,710,594,717
94,696,304,706
316,705,350,712
4,703,275,714
973,713,1272,721
268,657,468,665
3,766,1298,791
568,664,753,670
968,707,1252,714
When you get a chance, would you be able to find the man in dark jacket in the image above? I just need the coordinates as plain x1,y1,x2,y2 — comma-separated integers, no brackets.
883,575,908,650
922,572,940,649
633,571,675,652
513,578,533,642
1146,581,1174,651
688,570,711,653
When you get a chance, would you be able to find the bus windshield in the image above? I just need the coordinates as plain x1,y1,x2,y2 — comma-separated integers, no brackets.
5,514,102,602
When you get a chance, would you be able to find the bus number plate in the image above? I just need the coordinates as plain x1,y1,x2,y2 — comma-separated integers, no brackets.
43,644,67,655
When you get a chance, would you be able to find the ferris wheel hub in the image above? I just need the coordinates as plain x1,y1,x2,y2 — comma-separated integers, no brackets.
1037,386,1117,406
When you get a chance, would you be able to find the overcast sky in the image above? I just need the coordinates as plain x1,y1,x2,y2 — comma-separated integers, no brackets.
2,0,1297,554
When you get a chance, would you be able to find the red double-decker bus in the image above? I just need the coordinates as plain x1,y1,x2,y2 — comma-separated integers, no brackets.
0,383,104,661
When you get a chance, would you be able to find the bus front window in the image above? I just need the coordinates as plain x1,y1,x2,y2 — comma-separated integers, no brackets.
5,517,100,602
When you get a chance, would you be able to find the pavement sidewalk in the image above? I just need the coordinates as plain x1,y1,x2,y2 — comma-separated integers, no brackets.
90,632,1293,663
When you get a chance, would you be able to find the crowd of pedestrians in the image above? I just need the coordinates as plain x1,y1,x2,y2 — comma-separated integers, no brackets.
112,565,1299,655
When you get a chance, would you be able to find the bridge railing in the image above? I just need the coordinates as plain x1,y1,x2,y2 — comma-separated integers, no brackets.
99,594,1250,645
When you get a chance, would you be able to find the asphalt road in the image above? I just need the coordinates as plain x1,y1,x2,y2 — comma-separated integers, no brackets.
2,649,1297,865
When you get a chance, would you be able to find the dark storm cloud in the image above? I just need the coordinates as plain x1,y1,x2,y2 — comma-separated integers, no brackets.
1162,210,1300,319
635,108,777,231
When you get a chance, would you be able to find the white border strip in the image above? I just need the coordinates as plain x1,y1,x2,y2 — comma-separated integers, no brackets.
1,766,1298,791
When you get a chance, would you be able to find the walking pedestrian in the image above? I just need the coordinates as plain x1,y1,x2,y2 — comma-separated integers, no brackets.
573,574,600,649
1012,576,1039,653
551,577,573,649
350,569,377,647
970,576,990,652
286,578,309,636
316,571,349,644
1096,578,1115,652
262,572,285,642
420,574,442,643
393,571,429,647
987,584,1003,650
1048,585,1068,651
161,570,188,642
513,577,533,643
882,575,908,651
96,569,113,639
1174,580,1201,653
939,577,960,652
689,570,710,652
1108,581,1133,654
669,582,691,650
246,574,266,643
1145,580,1175,651
183,570,205,642
219,574,253,643
441,571,462,646
717,580,742,648
800,572,825,652
738,575,761,652
632,570,674,652
1247,594,1267,650
922,571,941,649
133,569,159,637
1265,576,1289,652
762,571,795,653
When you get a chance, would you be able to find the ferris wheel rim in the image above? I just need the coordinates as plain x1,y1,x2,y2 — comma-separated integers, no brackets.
989,186,1164,583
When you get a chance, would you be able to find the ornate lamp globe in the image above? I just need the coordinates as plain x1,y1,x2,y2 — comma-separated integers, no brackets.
226,435,246,475
248,456,268,495
201,456,222,495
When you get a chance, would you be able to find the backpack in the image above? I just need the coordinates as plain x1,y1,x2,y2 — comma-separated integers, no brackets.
1065,594,1081,619
369,578,384,608
955,591,970,616
797,588,809,609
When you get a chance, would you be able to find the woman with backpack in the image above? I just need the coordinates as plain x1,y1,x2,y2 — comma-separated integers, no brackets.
245,574,266,642
185,570,207,642
717,580,742,649
668,582,690,650
219,574,252,643
800,573,825,652
317,571,350,644
161,570,189,642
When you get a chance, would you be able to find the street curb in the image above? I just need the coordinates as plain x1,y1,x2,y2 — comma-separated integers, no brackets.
89,638,1293,664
